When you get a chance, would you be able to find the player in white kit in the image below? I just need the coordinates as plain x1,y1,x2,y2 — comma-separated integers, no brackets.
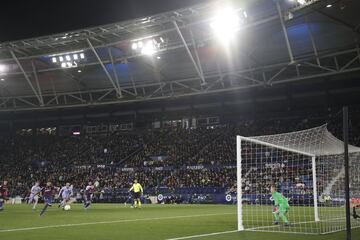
58,183,75,209
28,181,42,210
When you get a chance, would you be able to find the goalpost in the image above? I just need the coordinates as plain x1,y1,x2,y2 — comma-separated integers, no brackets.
236,125,360,234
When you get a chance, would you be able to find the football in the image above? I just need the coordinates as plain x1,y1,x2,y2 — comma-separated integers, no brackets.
64,205,71,211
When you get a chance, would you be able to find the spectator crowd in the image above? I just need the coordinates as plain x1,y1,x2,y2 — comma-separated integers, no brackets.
0,113,359,202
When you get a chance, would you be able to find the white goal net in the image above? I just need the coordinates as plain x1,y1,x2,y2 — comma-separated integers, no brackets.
236,125,360,234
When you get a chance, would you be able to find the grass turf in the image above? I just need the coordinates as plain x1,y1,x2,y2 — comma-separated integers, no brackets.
0,204,359,240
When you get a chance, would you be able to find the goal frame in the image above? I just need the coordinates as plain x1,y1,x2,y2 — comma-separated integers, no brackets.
236,135,319,232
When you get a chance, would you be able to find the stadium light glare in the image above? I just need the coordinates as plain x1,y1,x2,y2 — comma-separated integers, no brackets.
59,56,64,62
52,57,57,63
65,55,71,61
80,53,85,59
0,64,6,72
73,54,78,60
78,69,82,73
157,56,161,59
210,7,241,41
61,62,67,68
141,40,155,55
0,78,4,81
131,42,138,50
138,41,143,48
297,0,306,5
243,11,248,19
326,4,332,8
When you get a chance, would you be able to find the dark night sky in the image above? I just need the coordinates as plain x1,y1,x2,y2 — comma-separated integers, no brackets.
0,0,208,42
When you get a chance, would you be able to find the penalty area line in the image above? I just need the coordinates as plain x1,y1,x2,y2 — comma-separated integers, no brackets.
166,230,238,240
0,212,235,233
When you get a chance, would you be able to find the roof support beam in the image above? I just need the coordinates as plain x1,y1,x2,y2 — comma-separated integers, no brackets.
146,83,166,99
276,0,295,64
15,97,38,107
305,16,320,66
68,94,86,103
173,20,206,85
2,43,360,111
215,60,225,88
130,74,138,96
142,61,165,96
10,50,43,105
189,28,204,82
107,47,123,98
303,62,336,72
267,66,288,85
340,55,359,71
50,78,59,105
97,89,114,102
31,61,44,106
86,38,122,98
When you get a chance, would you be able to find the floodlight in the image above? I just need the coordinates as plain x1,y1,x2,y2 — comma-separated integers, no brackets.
0,78,4,81
78,69,82,73
210,7,241,41
157,56,161,59
138,41,143,48
243,11,248,18
297,0,306,5
80,53,85,59
52,57,57,63
131,42,138,50
61,62,67,68
73,54,78,60
59,56,64,62
65,55,71,61
326,4,332,8
141,40,155,55
160,37,164,43
0,64,6,72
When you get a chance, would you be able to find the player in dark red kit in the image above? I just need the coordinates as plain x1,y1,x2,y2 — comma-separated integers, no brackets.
0,180,9,211
39,182,58,216
83,181,95,209
352,197,360,219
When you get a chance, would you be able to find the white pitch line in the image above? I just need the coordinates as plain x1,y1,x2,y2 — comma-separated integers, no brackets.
166,230,239,240
167,217,349,239
0,212,235,233
247,216,346,231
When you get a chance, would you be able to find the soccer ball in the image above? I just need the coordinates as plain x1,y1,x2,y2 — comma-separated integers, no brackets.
64,205,71,211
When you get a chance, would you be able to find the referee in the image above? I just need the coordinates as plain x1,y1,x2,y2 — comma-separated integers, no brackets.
129,179,143,208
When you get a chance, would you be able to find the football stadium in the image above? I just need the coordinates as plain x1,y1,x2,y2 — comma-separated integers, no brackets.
0,0,360,239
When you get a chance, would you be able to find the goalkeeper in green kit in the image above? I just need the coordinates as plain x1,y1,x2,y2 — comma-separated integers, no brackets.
271,185,290,226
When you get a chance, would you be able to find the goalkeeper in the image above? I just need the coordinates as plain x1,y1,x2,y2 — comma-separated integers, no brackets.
271,185,290,226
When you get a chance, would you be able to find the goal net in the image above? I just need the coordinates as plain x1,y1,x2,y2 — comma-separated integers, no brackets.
236,125,360,234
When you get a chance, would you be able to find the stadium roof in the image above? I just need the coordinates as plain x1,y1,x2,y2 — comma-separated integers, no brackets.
0,0,359,112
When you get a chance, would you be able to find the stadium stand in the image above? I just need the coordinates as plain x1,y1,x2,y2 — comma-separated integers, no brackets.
0,112,359,203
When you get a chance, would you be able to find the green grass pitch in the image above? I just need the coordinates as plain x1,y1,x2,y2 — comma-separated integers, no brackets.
0,204,359,240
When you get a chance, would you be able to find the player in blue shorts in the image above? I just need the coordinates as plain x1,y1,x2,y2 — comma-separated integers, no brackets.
83,181,95,209
40,182,58,216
